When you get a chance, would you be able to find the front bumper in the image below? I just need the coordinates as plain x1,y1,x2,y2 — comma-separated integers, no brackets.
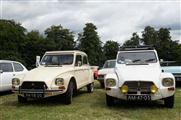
106,86,175,100
13,88,65,99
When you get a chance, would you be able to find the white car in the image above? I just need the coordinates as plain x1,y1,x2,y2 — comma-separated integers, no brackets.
0,60,28,92
12,51,94,104
105,47,175,108
97,60,116,88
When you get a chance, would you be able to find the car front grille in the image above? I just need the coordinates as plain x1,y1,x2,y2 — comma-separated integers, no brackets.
20,81,48,90
123,81,154,94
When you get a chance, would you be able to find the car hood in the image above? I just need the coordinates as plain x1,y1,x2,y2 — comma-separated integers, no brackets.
115,64,161,86
22,66,73,84
98,68,115,75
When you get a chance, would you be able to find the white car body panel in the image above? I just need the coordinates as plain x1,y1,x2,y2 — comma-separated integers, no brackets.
0,60,28,92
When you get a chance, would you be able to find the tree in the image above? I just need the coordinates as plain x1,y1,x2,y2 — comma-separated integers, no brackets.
24,30,46,69
77,23,104,65
141,26,159,45
103,40,119,60
123,32,140,46
0,19,27,64
45,25,75,50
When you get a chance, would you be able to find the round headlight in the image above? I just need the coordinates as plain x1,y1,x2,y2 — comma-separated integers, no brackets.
162,78,174,87
120,85,128,94
150,84,158,94
12,78,20,86
106,79,116,87
55,78,64,86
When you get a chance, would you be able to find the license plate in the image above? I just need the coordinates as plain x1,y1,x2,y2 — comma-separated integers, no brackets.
127,95,151,101
24,93,44,98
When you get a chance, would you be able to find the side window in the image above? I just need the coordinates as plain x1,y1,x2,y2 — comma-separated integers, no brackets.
0,63,13,72
13,63,24,72
75,55,82,66
83,56,88,65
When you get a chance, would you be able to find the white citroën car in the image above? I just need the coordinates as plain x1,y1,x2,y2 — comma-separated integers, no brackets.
105,46,175,108
12,51,94,104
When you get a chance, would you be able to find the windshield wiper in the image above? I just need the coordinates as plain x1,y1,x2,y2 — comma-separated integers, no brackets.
132,59,141,63
145,58,156,62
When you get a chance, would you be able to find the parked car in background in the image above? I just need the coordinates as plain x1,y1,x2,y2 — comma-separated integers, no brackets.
0,60,28,92
12,51,94,104
105,46,175,108
161,61,181,82
97,60,116,88
90,66,99,79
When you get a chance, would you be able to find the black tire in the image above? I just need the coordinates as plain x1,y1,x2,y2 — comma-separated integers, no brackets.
164,95,174,108
106,94,114,106
18,95,27,103
100,82,105,88
64,82,74,105
87,83,94,93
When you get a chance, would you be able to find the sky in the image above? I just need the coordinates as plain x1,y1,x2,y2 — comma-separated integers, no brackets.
0,0,181,44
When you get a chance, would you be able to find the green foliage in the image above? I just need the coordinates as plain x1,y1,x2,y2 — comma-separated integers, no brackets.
123,26,181,62
45,25,75,50
103,40,119,60
0,19,180,68
77,23,104,66
123,32,140,46
0,19,27,64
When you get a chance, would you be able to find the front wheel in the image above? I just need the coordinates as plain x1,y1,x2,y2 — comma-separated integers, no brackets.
106,94,115,106
18,95,27,103
164,95,174,108
87,83,94,93
64,82,74,105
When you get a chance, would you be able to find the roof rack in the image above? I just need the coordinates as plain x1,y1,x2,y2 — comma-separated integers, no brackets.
119,45,154,51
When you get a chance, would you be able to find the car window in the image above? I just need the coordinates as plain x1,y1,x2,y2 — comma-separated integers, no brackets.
83,56,88,65
0,63,13,72
13,63,24,72
75,55,82,66
41,54,74,66
103,61,116,68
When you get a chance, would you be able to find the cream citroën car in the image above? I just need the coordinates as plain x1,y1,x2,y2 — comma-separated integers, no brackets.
12,50,94,104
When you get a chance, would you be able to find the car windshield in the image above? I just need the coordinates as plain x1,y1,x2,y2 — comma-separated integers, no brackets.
117,51,157,64
103,61,116,68
41,54,74,66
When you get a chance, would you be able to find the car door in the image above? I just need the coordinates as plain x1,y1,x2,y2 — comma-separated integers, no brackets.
82,55,91,85
74,54,85,88
0,62,14,91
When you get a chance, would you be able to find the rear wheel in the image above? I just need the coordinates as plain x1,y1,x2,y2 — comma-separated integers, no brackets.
64,82,74,105
164,95,174,108
106,94,115,106
87,83,94,93
18,95,27,103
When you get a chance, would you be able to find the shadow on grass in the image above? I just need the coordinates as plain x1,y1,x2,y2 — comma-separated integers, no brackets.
2,89,94,107
112,99,164,109
0,91,12,96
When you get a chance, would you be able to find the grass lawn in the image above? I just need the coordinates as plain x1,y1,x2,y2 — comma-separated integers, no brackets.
0,80,181,120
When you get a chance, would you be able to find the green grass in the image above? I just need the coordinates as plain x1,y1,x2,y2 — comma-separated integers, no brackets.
0,81,181,120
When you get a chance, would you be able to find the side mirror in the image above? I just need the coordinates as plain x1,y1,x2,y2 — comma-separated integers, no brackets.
36,56,41,67
0,70,3,73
